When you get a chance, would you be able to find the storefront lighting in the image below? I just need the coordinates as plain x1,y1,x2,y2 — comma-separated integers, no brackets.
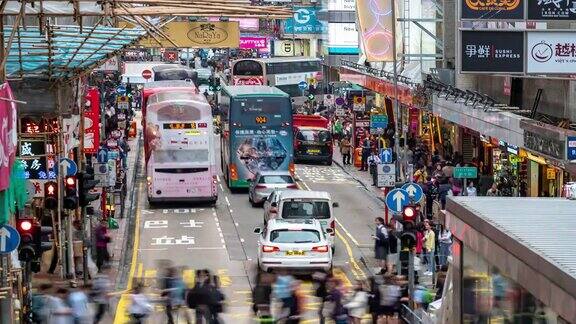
526,151,547,164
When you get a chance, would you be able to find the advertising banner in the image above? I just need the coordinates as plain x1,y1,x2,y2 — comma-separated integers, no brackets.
327,23,359,55
0,83,17,190
461,0,524,19
94,56,119,71
528,0,576,20
275,72,317,86
328,0,356,11
240,37,268,50
461,31,524,73
273,40,303,56
356,0,394,62
135,21,240,48
283,7,326,34
527,32,576,74
84,88,100,154
208,17,259,32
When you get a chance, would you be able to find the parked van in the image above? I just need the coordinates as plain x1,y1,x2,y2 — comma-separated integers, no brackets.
266,190,339,250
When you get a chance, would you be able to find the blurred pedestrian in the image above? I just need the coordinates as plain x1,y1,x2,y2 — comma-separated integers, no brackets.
438,226,452,267
68,286,91,324
95,219,111,273
380,276,401,323
31,283,52,323
286,280,304,324
373,217,389,275
367,277,382,324
92,273,112,324
252,273,273,321
344,280,368,324
312,272,331,324
210,275,226,324
386,223,398,275
326,278,347,324
486,183,499,196
190,270,214,324
423,221,436,275
128,283,152,324
48,288,73,324
160,267,178,324
340,137,352,165
273,269,295,318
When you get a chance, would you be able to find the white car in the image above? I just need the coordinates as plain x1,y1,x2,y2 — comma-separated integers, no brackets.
254,219,333,273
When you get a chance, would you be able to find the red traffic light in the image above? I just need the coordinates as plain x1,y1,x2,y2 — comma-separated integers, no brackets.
65,177,76,188
19,220,32,231
403,205,417,223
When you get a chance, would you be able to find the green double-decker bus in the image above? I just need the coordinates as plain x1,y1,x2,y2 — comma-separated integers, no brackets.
219,86,294,188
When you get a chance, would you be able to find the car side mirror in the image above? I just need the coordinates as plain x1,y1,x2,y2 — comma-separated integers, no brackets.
332,202,339,208
253,227,262,234
325,228,334,234
271,202,278,208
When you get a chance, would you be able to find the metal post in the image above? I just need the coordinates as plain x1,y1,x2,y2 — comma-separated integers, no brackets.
186,48,190,68
408,251,415,299
56,91,66,279
79,84,89,285
391,0,402,182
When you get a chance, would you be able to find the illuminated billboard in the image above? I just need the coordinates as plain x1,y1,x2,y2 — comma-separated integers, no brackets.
356,0,394,62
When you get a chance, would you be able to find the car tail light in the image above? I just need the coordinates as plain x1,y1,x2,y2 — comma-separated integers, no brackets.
230,163,238,181
212,175,218,184
262,245,279,253
269,208,277,214
330,220,335,236
289,162,295,176
287,184,298,189
312,245,329,253
255,184,267,189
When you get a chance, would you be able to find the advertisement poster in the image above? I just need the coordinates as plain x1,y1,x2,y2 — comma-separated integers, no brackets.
0,82,17,190
356,0,393,62
208,17,259,32
528,0,576,20
328,0,356,11
461,0,524,19
527,32,576,74
354,117,370,147
231,128,293,182
327,23,359,55
283,7,326,34
461,31,524,73
240,37,268,50
84,88,100,154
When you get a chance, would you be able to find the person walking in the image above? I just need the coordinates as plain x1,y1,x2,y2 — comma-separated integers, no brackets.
367,277,382,324
94,219,111,273
31,283,52,324
286,280,304,324
326,279,347,324
438,226,452,267
312,272,331,324
68,286,91,324
48,288,73,324
273,269,295,320
367,150,381,186
386,223,398,275
209,275,226,324
252,273,273,322
373,217,389,275
92,273,112,324
340,137,352,165
128,283,152,324
359,135,371,171
423,221,436,275
160,267,178,324
344,280,368,324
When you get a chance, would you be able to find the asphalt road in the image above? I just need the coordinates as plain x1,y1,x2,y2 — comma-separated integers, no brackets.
113,136,388,323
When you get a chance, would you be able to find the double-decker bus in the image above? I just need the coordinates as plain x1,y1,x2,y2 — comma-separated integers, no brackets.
152,64,198,82
145,89,217,203
231,57,322,105
219,86,294,189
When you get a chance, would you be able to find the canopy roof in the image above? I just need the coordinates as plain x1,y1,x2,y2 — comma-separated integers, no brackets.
4,25,146,79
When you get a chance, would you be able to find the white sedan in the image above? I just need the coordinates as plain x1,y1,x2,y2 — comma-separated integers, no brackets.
254,219,333,273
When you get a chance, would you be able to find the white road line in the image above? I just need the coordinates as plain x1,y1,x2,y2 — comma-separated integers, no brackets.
219,183,224,191
229,209,234,213
225,196,231,206
214,217,219,222
240,238,245,243
186,247,226,250
235,222,239,227
221,239,226,244
219,232,224,238
222,245,226,249
212,211,217,216
138,248,168,251
216,175,221,182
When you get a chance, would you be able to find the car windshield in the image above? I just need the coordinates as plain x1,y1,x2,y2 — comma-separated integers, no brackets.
269,229,321,243
259,175,294,184
297,130,332,143
281,200,330,219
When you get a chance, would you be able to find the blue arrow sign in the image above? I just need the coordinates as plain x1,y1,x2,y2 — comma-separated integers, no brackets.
385,188,409,213
116,85,126,94
0,224,20,254
298,81,308,90
97,148,109,164
402,182,424,202
380,148,393,164
59,158,77,177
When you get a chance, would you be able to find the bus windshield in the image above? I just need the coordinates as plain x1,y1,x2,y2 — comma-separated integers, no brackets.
231,97,291,126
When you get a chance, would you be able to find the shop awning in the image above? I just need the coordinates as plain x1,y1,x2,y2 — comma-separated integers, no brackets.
3,25,147,79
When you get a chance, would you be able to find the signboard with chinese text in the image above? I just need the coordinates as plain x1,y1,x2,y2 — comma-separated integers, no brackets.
527,32,576,74
283,7,326,34
453,167,478,179
0,83,17,191
461,31,524,73
127,21,240,48
524,130,565,160
94,56,119,71
528,0,576,20
461,0,524,19
208,17,259,32
370,115,388,134
84,88,100,154
568,136,576,161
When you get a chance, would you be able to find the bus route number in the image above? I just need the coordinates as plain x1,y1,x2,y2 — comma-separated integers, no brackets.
255,116,267,124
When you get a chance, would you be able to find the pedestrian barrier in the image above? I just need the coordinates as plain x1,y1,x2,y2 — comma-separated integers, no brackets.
400,303,424,323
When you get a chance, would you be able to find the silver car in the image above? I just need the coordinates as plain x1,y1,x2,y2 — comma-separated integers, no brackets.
248,171,297,207
263,190,284,224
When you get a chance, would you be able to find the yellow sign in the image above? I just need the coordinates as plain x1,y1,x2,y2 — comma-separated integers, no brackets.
307,78,317,86
122,21,240,48
547,168,556,180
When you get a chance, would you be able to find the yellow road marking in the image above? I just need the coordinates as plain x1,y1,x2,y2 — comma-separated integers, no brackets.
333,267,353,287
183,269,195,288
217,269,232,287
114,182,143,324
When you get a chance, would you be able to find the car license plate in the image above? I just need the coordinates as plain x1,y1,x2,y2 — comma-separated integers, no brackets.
307,149,320,154
286,250,305,256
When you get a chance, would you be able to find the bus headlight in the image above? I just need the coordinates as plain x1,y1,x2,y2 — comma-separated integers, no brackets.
146,176,152,184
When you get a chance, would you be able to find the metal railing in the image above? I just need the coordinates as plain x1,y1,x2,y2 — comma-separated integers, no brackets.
401,304,424,323
340,60,415,85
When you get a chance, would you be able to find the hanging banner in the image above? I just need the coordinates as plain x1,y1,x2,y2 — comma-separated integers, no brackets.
131,21,240,48
62,115,80,153
461,31,524,73
356,0,394,62
528,0,576,20
83,88,100,154
461,0,524,20
0,83,17,191
527,32,576,74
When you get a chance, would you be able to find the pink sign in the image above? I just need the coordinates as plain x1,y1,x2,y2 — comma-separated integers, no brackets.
0,82,17,191
240,37,268,49
208,17,259,32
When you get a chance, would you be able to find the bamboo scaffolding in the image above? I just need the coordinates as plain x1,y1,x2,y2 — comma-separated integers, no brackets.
0,2,24,71
63,17,103,70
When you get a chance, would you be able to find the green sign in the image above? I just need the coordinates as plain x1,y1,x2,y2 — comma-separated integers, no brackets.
453,167,478,179
370,114,388,133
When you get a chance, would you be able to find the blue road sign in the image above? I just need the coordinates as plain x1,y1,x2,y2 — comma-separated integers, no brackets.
116,85,126,94
107,150,119,160
97,148,109,164
568,136,576,161
380,148,393,164
0,224,20,254
402,183,424,202
385,188,409,213
298,81,308,90
55,158,78,177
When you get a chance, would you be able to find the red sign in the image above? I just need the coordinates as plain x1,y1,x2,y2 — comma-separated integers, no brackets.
164,50,178,62
83,88,100,154
142,69,153,80
233,76,264,86
0,82,17,191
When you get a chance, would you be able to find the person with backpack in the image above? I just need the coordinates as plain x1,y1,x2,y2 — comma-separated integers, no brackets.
373,217,389,275
386,223,398,275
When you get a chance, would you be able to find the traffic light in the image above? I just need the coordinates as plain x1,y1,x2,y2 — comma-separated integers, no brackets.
63,176,78,210
78,172,100,208
17,219,35,262
33,223,53,270
44,181,58,210
402,204,418,224
214,77,221,91
307,93,315,101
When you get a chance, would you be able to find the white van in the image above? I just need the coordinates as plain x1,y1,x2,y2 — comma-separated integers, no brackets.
271,190,339,250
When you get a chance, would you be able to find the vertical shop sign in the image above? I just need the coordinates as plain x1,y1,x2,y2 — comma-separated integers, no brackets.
283,7,326,34
461,31,524,73
528,0,576,20
503,76,511,96
461,0,524,19
567,136,576,161
83,88,100,154
0,83,17,191
18,140,48,180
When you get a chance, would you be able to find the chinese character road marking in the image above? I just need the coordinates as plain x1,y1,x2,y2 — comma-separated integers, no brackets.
180,220,204,228
151,236,195,245
144,220,168,229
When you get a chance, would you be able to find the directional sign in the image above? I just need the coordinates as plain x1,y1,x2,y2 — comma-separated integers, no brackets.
402,183,423,202
97,148,108,164
298,81,308,91
116,85,126,94
0,224,20,254
380,148,393,164
58,158,78,177
385,188,409,213
94,163,108,187
377,164,395,187
453,167,478,179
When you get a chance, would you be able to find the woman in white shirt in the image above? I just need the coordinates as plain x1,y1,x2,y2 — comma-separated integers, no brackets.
438,226,452,267
129,284,152,324
344,280,368,324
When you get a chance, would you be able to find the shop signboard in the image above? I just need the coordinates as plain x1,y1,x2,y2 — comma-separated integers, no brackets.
567,136,576,161
275,72,316,86
527,32,576,74
327,23,359,55
208,17,259,32
461,31,524,73
370,115,388,134
94,56,119,71
239,37,268,50
528,0,576,20
0,83,16,191
328,0,356,11
461,0,524,19
84,88,100,154
453,166,478,179
524,130,565,160
283,7,326,34
133,21,240,48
